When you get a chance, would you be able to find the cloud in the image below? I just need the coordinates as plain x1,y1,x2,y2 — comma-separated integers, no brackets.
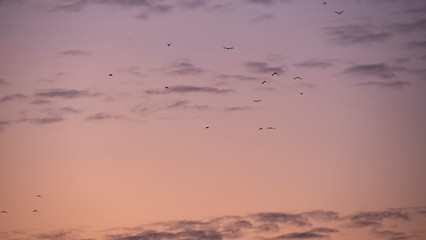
30,99,51,105
29,117,65,125
244,61,285,74
0,93,27,102
404,6,426,15
325,24,392,45
357,81,410,89
34,89,103,99
301,211,340,222
166,60,205,76
344,63,406,79
217,74,259,82
118,66,145,77
372,230,417,240
244,0,292,5
85,113,121,121
294,60,333,69
390,18,426,33
273,231,326,239
0,78,11,86
254,212,311,227
224,106,251,111
177,0,207,9
51,0,90,12
145,85,234,94
347,210,410,228
251,13,274,23
0,120,11,132
406,40,426,48
164,100,209,111
60,50,92,56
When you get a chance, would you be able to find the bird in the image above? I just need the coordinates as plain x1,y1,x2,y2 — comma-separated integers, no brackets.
293,77,302,80
261,80,267,85
323,1,327,4
1,210,8,214
32,210,39,213
223,47,233,50
259,128,263,131
165,86,169,89
272,72,278,76
335,10,344,15
300,92,304,95
267,127,275,130
205,126,209,129
108,73,113,77
35,194,42,198
167,43,172,46
253,99,262,102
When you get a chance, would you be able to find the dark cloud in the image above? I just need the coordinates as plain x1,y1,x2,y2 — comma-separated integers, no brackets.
344,63,406,79
357,81,410,89
254,212,311,227
51,0,90,12
217,74,259,82
372,230,417,240
60,107,83,114
325,24,392,45
137,4,173,20
251,13,274,23
301,211,340,222
177,0,207,9
85,113,122,121
294,60,333,69
404,6,426,15
60,50,92,56
308,228,339,233
166,60,205,75
0,78,11,86
34,89,103,99
145,85,234,94
0,93,27,102
390,18,426,33
28,117,65,125
244,61,285,74
107,229,222,240
164,101,209,111
405,40,426,48
273,232,325,239
350,210,409,222
30,99,51,105
257,223,280,232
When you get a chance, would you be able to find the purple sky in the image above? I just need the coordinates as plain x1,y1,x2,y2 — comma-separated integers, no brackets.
1,0,426,239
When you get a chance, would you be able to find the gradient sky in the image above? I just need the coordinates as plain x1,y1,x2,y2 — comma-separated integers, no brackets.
1,0,426,239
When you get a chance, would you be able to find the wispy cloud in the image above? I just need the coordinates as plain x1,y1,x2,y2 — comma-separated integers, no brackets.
251,13,274,23
244,0,292,5
30,99,51,105
390,18,426,33
325,24,392,45
406,40,426,48
26,117,65,125
217,74,259,82
294,60,333,69
85,112,122,121
60,49,92,56
0,93,27,102
344,63,406,79
224,106,251,111
166,60,205,76
244,61,285,74
357,81,410,89
0,78,11,86
145,85,234,95
164,100,209,111
34,89,103,99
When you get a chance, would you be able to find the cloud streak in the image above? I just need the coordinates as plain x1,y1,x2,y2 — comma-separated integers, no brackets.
34,89,103,99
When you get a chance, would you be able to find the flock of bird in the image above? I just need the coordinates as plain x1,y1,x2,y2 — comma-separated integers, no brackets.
1,195,42,215
1,1,345,217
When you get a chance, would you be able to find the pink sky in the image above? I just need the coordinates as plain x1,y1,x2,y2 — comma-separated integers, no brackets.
1,0,426,239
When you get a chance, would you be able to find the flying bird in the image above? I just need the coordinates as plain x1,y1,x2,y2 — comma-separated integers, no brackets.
335,10,344,15
1,211,8,214
165,86,169,89
272,72,278,76
323,1,327,4
108,73,113,77
300,92,304,95
32,210,39,213
253,99,262,102
293,77,302,80
223,47,233,50
261,80,268,85
267,127,275,130
35,194,42,198
167,43,172,46
259,127,263,130
205,126,209,129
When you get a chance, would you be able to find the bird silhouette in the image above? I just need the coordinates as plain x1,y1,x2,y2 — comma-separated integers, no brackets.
259,128,263,130
205,126,209,129
335,10,344,15
323,1,327,4
32,210,39,213
1,210,8,214
300,92,304,95
165,86,169,89
167,43,172,46
35,194,42,198
272,72,278,76
108,73,113,77
223,47,233,50
293,77,302,80
261,80,267,85
253,99,262,102
267,127,275,130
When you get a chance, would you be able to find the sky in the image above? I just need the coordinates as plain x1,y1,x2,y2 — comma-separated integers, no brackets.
0,0,426,239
